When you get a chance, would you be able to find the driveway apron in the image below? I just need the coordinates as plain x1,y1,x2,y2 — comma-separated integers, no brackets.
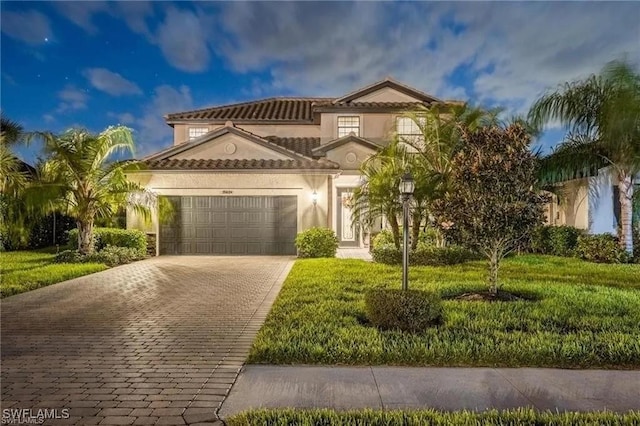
1,256,293,425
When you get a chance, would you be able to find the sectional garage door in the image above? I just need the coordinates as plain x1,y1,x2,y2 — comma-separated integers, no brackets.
159,196,297,255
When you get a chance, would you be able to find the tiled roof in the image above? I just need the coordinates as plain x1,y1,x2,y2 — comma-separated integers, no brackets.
165,98,333,122
265,137,321,158
145,158,339,170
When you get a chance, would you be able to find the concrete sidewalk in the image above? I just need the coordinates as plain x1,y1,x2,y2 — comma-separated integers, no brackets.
220,366,640,418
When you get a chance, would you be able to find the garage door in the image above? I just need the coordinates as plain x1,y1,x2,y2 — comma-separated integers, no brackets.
159,196,297,255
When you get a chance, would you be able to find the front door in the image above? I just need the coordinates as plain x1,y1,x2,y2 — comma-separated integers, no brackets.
336,188,359,247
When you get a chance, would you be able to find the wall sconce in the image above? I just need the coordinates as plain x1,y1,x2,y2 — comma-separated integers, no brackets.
312,190,318,205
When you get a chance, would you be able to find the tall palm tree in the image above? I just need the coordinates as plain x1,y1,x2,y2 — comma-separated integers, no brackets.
529,59,640,254
33,126,149,255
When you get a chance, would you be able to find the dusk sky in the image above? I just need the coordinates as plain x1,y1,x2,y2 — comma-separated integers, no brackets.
2,1,638,162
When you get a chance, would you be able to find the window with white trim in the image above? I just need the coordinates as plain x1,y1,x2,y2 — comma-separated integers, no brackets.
188,127,209,140
337,116,360,137
396,116,425,152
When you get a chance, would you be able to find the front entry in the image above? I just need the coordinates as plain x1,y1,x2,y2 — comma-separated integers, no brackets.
336,188,359,247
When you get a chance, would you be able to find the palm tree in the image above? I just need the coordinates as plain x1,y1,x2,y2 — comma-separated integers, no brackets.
529,59,640,254
1,115,29,194
352,103,500,249
0,116,34,249
33,126,149,255
352,140,411,249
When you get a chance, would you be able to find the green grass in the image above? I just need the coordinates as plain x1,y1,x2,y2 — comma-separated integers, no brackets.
227,408,639,426
248,255,640,368
0,249,108,298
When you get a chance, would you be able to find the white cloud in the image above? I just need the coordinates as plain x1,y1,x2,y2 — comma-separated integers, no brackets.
214,2,640,110
155,7,211,73
83,68,142,96
56,86,88,113
133,85,194,156
107,112,136,125
1,10,52,45
53,1,109,34
43,114,55,123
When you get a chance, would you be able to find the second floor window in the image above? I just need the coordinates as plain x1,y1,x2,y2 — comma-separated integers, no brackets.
189,127,209,140
338,116,360,137
396,116,425,151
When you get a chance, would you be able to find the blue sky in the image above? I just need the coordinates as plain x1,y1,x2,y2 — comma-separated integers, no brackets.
2,1,639,162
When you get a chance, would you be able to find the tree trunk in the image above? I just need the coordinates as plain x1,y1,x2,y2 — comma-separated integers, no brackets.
388,213,401,250
488,247,500,296
77,219,95,255
411,209,422,250
618,172,634,255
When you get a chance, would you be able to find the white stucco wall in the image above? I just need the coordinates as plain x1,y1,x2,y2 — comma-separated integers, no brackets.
325,142,376,170
352,87,422,103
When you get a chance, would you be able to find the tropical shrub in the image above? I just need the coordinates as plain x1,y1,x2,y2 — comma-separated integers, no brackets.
575,234,630,263
28,214,76,249
68,227,147,255
530,225,583,256
372,227,442,251
370,244,402,264
55,245,145,266
372,229,395,248
371,244,477,266
411,246,479,266
86,245,146,266
54,250,84,263
365,288,444,332
295,227,339,258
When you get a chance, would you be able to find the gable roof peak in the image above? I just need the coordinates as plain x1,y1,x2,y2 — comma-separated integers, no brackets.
334,78,442,105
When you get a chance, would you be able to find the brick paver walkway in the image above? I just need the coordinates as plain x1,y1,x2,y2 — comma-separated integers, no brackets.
1,256,293,426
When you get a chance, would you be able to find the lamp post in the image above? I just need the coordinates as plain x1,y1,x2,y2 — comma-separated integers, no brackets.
399,172,415,291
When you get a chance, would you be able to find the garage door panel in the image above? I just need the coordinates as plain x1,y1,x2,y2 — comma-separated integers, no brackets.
160,196,297,255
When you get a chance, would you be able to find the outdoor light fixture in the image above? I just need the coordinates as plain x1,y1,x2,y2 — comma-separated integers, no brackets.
312,190,318,205
399,172,415,199
399,172,414,291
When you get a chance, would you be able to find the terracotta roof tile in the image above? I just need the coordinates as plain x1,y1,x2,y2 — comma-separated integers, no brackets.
165,98,333,122
144,158,339,170
264,136,321,157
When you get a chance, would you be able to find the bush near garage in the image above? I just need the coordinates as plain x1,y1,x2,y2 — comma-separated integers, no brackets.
295,227,339,258
68,227,147,255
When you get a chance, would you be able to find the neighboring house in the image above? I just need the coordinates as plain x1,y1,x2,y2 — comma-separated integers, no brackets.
127,78,445,255
545,168,640,234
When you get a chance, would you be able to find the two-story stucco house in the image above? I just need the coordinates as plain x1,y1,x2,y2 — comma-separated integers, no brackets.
127,78,444,255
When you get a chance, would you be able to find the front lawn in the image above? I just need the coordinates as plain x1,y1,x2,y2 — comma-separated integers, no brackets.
248,255,640,368
227,408,639,426
0,250,108,298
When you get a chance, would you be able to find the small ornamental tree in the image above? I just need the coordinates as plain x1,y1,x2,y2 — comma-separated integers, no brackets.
433,124,547,295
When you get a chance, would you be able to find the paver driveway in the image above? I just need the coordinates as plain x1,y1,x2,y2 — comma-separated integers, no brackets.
1,256,293,426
